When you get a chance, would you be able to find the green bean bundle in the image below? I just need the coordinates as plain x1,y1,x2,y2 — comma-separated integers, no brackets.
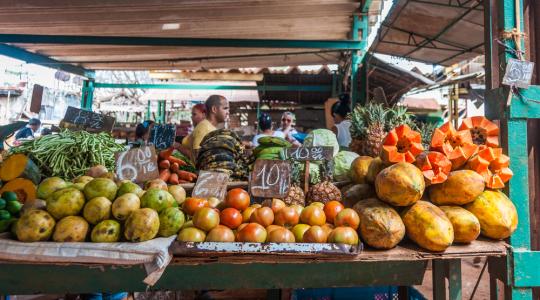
10,130,126,179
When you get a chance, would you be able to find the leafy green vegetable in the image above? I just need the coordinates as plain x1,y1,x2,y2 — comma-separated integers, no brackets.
303,129,340,157
333,151,360,181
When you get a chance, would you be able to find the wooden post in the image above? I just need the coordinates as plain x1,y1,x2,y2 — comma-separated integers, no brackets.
304,160,310,195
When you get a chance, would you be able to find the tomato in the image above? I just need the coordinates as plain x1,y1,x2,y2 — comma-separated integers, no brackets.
266,227,295,243
220,207,243,229
328,226,359,245
250,207,274,227
334,208,360,230
206,225,236,242
225,188,250,211
236,223,267,243
303,225,327,243
274,206,300,227
192,207,220,232
182,197,209,215
300,206,326,226
323,201,345,223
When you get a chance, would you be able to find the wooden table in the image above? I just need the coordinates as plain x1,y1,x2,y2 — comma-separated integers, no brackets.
0,239,507,299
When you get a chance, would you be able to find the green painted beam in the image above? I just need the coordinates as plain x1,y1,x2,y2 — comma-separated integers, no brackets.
351,15,361,106
513,251,540,287
0,260,427,294
508,85,540,119
0,34,363,50
0,44,93,78
93,83,332,92
80,80,94,111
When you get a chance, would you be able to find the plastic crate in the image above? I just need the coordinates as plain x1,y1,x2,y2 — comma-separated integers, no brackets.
292,286,426,300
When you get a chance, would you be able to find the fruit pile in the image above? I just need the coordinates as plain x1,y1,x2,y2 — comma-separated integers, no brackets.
252,136,291,160
0,191,22,232
196,129,250,180
157,148,198,184
178,189,359,245
346,115,518,251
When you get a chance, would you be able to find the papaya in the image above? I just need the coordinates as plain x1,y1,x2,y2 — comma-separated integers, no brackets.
429,170,485,205
342,184,375,208
366,157,385,183
467,147,513,189
0,178,37,203
430,122,478,170
415,151,452,185
0,154,41,185
439,206,480,243
380,124,424,164
353,198,405,249
465,190,518,240
459,116,499,148
37,177,68,199
401,201,454,252
349,156,373,184
375,162,425,206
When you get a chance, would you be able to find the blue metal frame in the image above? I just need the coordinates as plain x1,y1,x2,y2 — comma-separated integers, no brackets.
80,80,95,111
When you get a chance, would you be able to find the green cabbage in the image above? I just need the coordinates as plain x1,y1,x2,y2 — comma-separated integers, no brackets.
333,151,359,181
303,129,340,157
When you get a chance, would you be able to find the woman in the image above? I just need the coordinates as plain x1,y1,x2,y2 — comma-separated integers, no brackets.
176,104,207,158
130,120,155,148
251,113,285,147
277,111,302,146
331,94,352,150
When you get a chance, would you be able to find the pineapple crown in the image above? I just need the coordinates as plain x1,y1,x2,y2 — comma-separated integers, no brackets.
416,122,438,149
349,102,416,139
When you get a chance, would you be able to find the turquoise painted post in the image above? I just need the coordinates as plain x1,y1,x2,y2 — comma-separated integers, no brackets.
351,15,360,106
447,259,462,300
432,260,446,300
80,80,94,111
146,101,151,120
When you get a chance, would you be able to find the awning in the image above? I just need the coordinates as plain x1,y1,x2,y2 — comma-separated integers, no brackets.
139,81,259,102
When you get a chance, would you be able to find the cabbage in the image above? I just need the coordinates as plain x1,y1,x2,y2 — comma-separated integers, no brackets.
303,129,340,157
333,151,359,181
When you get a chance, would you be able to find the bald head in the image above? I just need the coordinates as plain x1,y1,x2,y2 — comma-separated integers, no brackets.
205,95,229,125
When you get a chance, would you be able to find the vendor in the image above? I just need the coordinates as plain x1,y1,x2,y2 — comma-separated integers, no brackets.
250,113,285,147
190,95,229,158
276,111,302,146
177,103,206,157
130,120,155,148
15,118,41,140
331,94,352,150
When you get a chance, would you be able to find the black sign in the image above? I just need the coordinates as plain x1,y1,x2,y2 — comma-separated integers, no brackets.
62,106,115,132
502,58,535,89
250,160,290,198
115,146,159,183
282,146,334,161
192,171,230,200
150,124,176,150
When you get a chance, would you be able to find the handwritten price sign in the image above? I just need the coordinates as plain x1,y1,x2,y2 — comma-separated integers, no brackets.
192,171,230,200
115,146,159,183
282,146,333,161
62,106,115,132
250,160,290,198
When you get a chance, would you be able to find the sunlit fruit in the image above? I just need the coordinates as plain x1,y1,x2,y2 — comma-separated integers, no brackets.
262,198,286,214
324,201,345,223
192,207,220,232
266,225,282,234
334,208,360,230
207,196,221,208
300,206,326,226
236,223,267,243
310,202,325,209
251,204,262,208
303,225,327,243
242,206,257,223
290,204,304,216
321,223,335,237
182,197,209,215
274,206,300,227
291,224,311,242
250,207,274,227
220,207,243,229
266,227,295,243
206,225,236,242
177,227,206,242
237,223,248,232
225,188,250,211
328,226,359,245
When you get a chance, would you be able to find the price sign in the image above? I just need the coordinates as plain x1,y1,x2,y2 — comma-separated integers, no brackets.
282,146,334,161
502,58,535,88
250,160,290,198
192,171,230,200
62,106,115,132
150,124,176,150
115,145,159,183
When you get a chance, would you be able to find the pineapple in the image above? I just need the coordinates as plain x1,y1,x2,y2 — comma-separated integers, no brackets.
283,162,306,206
417,122,438,149
306,163,341,205
349,103,415,157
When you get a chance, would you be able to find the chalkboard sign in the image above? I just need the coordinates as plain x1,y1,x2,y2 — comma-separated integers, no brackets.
250,160,290,198
115,145,159,184
282,146,334,161
192,171,230,200
502,58,535,89
62,106,115,132
150,124,176,150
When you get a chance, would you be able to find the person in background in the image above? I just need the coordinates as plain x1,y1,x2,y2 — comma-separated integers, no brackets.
15,118,41,140
190,95,229,158
130,120,155,148
250,113,285,147
331,94,352,150
277,111,302,147
178,103,207,156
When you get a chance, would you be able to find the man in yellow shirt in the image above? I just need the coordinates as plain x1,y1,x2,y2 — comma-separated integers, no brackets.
190,95,229,159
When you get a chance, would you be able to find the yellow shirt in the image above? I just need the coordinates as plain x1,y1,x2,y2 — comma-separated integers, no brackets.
191,119,216,151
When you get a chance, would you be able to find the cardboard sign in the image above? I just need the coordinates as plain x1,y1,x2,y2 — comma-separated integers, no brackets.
250,160,290,198
502,58,535,88
62,106,115,132
191,171,230,200
282,146,334,161
150,124,176,150
115,145,159,183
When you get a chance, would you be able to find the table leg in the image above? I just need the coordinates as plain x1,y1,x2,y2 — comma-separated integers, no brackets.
267,289,281,300
398,286,409,300
433,260,447,300
447,259,462,300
